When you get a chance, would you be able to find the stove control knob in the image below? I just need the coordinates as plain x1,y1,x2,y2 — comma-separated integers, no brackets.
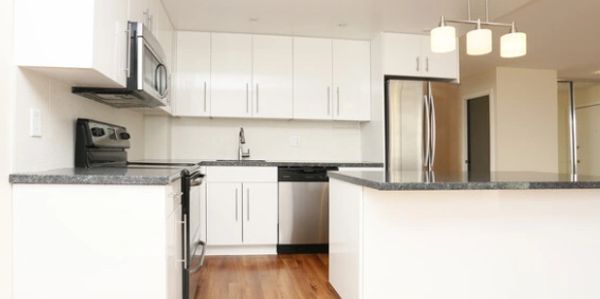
119,132,131,140
91,127,105,137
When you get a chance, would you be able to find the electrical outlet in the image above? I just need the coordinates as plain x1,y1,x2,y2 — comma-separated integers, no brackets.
289,135,300,147
30,108,42,137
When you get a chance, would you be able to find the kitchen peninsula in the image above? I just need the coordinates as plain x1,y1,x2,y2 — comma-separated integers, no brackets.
328,170,600,299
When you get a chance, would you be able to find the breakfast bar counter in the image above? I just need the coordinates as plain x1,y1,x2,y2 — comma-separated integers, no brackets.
328,170,600,299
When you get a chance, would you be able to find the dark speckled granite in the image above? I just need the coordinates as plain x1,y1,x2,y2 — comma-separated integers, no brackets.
9,160,382,185
9,165,197,185
328,170,600,190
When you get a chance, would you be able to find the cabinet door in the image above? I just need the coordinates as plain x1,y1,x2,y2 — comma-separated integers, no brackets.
382,33,423,77
173,32,211,116
211,33,253,118
332,40,371,121
252,35,293,119
167,203,183,299
242,183,278,245
206,183,243,245
421,38,460,81
293,37,333,120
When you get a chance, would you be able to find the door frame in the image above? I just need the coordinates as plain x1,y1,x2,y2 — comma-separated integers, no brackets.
462,90,497,172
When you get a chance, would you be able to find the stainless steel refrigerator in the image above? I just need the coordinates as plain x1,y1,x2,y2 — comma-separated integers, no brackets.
385,78,461,175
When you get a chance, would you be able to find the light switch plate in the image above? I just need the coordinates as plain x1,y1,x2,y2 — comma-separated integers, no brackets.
30,108,42,137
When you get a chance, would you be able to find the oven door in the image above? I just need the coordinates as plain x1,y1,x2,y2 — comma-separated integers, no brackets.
186,171,206,299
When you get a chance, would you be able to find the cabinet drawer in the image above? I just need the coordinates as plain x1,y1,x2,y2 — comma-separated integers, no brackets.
206,167,277,182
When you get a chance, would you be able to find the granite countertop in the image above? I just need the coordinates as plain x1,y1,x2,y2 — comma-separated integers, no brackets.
9,165,198,186
328,170,600,190
9,160,382,185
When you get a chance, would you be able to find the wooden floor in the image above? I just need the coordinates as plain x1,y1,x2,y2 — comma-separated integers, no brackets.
194,254,340,299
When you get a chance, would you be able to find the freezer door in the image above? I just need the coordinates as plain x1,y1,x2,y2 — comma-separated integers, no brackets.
386,80,426,172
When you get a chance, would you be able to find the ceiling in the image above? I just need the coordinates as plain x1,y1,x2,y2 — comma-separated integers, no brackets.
162,0,600,80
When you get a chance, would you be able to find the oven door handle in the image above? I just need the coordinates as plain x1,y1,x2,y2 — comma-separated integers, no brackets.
189,171,204,187
189,240,206,274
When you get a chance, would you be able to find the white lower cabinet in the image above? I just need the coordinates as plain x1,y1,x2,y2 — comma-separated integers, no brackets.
206,182,278,246
241,183,278,244
12,182,183,299
205,166,278,254
206,182,244,245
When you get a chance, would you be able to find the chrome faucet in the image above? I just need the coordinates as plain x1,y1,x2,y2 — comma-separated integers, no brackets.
238,127,250,160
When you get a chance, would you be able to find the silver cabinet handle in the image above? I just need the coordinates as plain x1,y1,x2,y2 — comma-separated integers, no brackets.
203,81,207,112
246,83,249,113
246,188,250,221
255,83,259,113
336,87,340,116
416,57,420,72
426,57,430,72
235,188,239,221
180,213,188,270
327,86,331,115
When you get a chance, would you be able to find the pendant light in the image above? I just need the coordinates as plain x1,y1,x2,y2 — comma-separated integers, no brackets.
430,0,527,58
466,19,492,55
430,16,457,53
501,23,527,58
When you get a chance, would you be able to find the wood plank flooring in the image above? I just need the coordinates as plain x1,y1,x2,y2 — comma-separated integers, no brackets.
194,254,340,299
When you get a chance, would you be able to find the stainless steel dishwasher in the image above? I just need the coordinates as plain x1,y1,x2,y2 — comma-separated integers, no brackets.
277,166,338,253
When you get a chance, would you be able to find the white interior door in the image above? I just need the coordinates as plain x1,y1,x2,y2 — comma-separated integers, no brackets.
332,39,371,121
206,183,243,245
252,35,293,119
211,33,252,118
173,31,210,116
293,37,333,120
242,183,278,245
576,105,600,176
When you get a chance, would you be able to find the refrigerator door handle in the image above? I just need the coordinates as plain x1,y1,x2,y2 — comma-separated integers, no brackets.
430,94,437,169
423,95,431,168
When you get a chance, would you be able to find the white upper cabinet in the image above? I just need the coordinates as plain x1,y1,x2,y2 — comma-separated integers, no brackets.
211,33,253,118
382,33,423,78
15,0,128,88
381,32,459,81
332,40,371,121
172,32,211,117
421,38,460,81
293,37,334,120
252,35,293,119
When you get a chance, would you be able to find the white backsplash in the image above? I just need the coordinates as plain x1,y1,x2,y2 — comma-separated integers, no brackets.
145,116,364,162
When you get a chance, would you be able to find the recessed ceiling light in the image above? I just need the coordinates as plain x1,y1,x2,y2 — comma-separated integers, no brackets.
594,70,600,75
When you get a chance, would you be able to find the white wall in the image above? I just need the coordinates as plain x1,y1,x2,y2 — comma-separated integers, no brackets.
12,69,145,172
0,0,15,296
145,117,363,161
360,33,385,163
460,67,559,173
495,67,558,173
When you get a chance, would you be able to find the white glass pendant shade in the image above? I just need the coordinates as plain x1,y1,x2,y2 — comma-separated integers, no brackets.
430,25,456,53
501,31,527,58
466,27,492,55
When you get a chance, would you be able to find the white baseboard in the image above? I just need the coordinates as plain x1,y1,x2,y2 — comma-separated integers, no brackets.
206,245,277,256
